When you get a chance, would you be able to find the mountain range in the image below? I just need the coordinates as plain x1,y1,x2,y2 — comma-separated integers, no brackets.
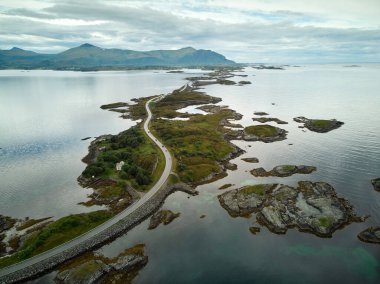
0,44,235,69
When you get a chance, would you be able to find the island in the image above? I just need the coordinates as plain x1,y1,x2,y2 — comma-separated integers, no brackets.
293,116,344,133
250,165,316,177
218,181,365,237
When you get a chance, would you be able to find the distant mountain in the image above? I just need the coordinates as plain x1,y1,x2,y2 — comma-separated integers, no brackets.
0,44,235,69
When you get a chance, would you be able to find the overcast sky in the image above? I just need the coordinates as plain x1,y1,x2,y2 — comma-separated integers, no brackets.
1,0,379,63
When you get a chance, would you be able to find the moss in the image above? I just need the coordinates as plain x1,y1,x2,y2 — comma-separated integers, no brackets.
281,165,297,172
240,184,267,196
245,125,278,137
318,216,334,228
310,120,334,129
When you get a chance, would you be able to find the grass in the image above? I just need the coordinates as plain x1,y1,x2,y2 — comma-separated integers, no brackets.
310,120,333,129
16,217,51,231
318,216,334,228
151,106,234,184
240,184,267,196
280,165,297,172
244,125,278,137
0,210,112,269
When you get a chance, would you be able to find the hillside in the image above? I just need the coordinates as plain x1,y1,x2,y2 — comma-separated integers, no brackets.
0,44,235,69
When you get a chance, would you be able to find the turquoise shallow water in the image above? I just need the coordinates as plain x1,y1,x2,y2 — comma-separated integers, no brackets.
1,66,380,283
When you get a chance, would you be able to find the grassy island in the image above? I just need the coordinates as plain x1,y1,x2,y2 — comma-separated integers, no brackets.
150,86,240,184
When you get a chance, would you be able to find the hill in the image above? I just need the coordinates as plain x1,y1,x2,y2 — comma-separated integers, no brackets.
0,44,235,69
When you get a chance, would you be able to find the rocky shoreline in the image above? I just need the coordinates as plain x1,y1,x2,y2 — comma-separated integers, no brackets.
0,183,198,284
218,181,364,238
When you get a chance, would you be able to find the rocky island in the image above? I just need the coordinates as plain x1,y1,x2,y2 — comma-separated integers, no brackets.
250,165,316,177
293,116,344,133
218,181,364,237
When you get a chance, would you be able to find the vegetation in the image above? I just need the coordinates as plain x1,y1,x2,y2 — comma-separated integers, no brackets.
16,217,51,231
82,126,160,190
244,125,278,137
310,119,334,129
240,184,267,196
0,210,112,269
150,87,240,184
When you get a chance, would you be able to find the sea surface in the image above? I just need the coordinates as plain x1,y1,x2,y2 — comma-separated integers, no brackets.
1,66,380,283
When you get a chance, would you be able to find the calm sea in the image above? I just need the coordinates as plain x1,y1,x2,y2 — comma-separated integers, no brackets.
1,66,379,283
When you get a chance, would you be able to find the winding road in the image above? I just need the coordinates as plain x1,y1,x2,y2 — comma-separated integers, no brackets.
0,96,172,279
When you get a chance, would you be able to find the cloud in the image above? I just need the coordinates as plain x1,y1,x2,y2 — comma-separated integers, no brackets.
0,0,379,63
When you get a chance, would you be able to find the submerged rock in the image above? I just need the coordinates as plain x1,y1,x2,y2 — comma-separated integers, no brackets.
371,178,380,192
241,157,259,163
249,226,261,235
218,181,363,238
358,227,380,244
148,209,180,230
250,165,316,177
293,116,344,133
253,112,269,116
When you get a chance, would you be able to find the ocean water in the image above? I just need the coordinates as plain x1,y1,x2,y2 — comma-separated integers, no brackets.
0,70,187,218
1,66,380,283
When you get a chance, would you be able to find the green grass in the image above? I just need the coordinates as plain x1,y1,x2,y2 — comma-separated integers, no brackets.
244,125,278,137
310,120,333,128
318,216,334,228
280,165,297,172
0,210,112,269
240,184,267,196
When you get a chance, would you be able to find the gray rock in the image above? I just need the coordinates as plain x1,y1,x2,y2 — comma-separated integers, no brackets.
371,178,380,192
55,260,110,284
241,157,259,163
111,254,148,271
358,227,380,244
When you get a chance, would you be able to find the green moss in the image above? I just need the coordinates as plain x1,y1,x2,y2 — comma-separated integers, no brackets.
310,120,333,128
318,216,334,228
281,165,297,171
244,125,278,137
240,184,267,196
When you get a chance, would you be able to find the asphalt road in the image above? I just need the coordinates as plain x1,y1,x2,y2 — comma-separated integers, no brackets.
0,96,172,277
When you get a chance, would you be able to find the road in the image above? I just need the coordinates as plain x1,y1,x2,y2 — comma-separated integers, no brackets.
0,96,172,277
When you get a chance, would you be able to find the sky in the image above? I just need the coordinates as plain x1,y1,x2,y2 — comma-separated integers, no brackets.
0,0,380,63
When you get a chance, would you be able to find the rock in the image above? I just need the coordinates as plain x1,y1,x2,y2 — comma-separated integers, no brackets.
371,178,380,192
252,117,288,124
225,162,238,171
111,254,148,271
358,227,380,244
81,137,91,141
219,184,234,190
238,80,252,85
200,215,206,219
56,260,110,284
148,210,180,230
56,244,148,284
241,157,259,163
219,181,363,238
253,112,269,116
218,184,277,217
250,165,316,177
249,226,261,235
293,116,344,133
0,215,16,233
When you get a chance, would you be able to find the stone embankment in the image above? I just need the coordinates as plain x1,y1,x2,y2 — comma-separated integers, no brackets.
0,183,197,284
